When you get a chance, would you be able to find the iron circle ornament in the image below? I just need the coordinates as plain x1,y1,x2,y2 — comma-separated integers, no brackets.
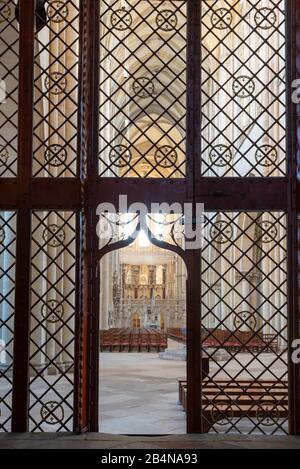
47,1,69,23
0,1,11,23
111,8,132,31
42,224,65,247
233,76,255,98
211,8,233,30
45,72,67,95
254,8,277,30
234,311,257,332
41,300,64,323
209,145,232,167
255,145,278,167
0,227,5,245
156,10,178,31
109,145,132,167
45,144,67,167
155,146,178,168
0,147,9,167
132,77,155,99
256,400,279,426
210,220,233,244
211,401,234,426
40,401,64,425
258,220,278,243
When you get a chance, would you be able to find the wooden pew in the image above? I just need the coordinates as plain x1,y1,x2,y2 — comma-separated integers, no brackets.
178,379,288,432
100,328,168,353
119,328,131,352
139,328,150,352
178,357,210,406
167,327,186,343
168,327,279,353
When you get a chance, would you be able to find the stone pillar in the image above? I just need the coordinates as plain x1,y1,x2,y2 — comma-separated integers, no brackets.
0,212,16,372
29,212,47,375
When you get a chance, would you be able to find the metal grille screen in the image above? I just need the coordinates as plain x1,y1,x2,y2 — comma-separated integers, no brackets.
33,1,80,177
29,211,76,432
201,0,286,177
0,0,19,177
201,212,288,434
0,211,16,432
99,0,187,177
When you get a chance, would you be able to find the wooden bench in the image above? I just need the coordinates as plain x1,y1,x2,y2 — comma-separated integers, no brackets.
167,327,186,343
178,379,288,432
178,357,210,405
140,328,150,352
168,328,279,353
100,328,167,353
203,330,268,353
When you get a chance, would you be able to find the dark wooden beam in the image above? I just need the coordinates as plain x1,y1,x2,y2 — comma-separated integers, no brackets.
11,0,35,432
79,0,100,433
289,0,300,435
186,0,202,433
195,178,290,211
0,179,18,208
30,179,81,209
0,177,291,212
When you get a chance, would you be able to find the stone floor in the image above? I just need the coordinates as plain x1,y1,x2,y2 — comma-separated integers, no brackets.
0,340,290,436
99,341,288,435
0,433,299,449
99,342,186,434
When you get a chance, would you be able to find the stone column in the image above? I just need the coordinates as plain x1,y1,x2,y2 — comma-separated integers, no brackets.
0,212,16,373
29,212,47,375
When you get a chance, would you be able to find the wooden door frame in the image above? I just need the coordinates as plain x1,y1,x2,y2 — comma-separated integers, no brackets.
84,0,299,434
94,229,188,432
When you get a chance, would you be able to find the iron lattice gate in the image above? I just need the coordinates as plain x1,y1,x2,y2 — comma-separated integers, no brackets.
0,0,299,434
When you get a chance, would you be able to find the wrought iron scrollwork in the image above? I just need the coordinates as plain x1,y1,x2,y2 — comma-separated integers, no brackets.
155,146,178,168
234,311,257,332
40,401,64,425
254,8,277,29
41,300,64,323
156,10,178,31
255,146,278,167
45,144,67,167
233,76,255,98
44,72,67,95
47,1,69,23
209,146,232,167
111,7,132,30
211,8,232,29
42,224,66,247
210,220,233,244
256,400,280,426
258,220,278,243
109,145,132,168
132,77,155,99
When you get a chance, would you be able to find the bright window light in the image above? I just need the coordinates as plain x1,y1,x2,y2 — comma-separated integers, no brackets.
138,229,150,247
